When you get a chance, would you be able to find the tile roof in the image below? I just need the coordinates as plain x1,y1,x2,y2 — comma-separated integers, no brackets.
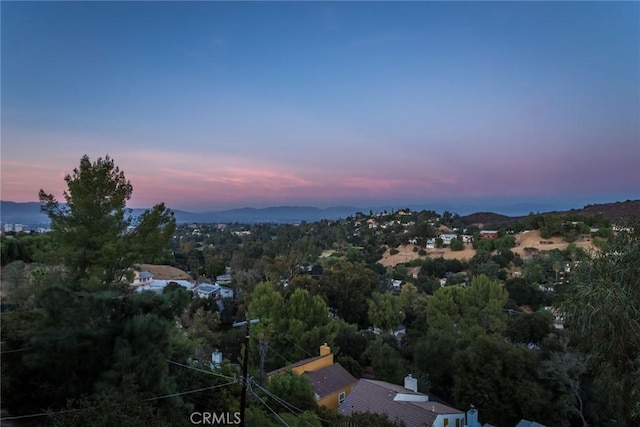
303,363,357,398
339,379,462,427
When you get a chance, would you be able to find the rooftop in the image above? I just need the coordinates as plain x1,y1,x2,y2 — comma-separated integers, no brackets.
303,363,357,399
339,379,462,427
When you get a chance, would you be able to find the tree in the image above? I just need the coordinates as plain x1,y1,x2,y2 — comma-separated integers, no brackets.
38,155,175,291
538,352,589,427
453,335,550,426
2,155,180,417
427,275,508,340
367,292,405,332
265,371,317,412
561,221,640,424
322,260,378,327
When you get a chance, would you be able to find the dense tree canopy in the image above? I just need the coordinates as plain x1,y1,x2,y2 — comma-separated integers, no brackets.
38,155,175,290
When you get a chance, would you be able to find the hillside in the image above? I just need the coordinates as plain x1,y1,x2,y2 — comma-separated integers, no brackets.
379,229,597,267
2,199,637,227
458,199,639,229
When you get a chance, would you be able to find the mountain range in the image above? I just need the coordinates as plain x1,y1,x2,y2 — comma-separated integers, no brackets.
1,199,638,227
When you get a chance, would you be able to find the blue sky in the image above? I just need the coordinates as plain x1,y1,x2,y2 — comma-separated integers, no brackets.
2,1,638,213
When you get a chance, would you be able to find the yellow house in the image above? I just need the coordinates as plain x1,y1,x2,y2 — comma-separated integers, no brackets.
267,343,357,410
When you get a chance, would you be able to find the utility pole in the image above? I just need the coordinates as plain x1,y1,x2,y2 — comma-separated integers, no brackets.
232,318,259,427
258,331,269,385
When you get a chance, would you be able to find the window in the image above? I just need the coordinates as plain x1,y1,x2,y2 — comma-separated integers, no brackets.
456,419,461,427
338,392,346,404
444,419,449,427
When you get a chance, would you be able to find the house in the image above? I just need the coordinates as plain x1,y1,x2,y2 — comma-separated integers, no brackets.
194,283,234,300
426,238,436,249
215,267,232,285
439,234,458,245
479,230,499,240
391,279,403,291
461,235,473,244
134,279,194,294
132,270,153,285
339,375,466,427
267,344,357,410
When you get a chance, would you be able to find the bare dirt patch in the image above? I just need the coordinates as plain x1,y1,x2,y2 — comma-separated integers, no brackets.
512,230,595,258
139,264,192,280
379,230,597,267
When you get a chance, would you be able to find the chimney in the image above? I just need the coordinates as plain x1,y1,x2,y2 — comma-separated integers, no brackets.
466,404,480,427
320,343,331,357
404,374,418,393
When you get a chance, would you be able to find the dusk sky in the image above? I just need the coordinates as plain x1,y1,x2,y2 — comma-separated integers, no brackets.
2,2,639,213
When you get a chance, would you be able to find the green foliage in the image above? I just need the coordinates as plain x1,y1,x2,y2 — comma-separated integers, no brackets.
50,375,170,427
427,275,508,339
39,155,175,291
453,335,550,426
1,155,184,419
248,283,339,371
322,260,379,327
505,277,547,309
362,338,408,384
449,237,464,251
538,352,589,426
561,221,640,424
266,371,317,412
506,311,552,345
367,292,405,331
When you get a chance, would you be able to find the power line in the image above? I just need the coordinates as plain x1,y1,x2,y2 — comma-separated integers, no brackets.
166,359,237,381
282,335,314,359
250,379,331,425
0,347,29,354
143,380,237,401
0,380,238,421
0,409,83,422
250,380,305,415
248,381,290,427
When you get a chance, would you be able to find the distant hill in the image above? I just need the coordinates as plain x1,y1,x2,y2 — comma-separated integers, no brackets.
458,212,516,229
546,199,640,223
2,199,638,227
0,201,361,226
458,199,640,229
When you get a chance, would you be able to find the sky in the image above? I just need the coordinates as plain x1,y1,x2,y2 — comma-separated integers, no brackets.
2,1,639,213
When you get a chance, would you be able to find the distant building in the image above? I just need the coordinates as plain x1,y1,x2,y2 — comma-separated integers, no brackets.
479,230,499,240
439,233,458,245
215,267,232,285
194,283,234,300
134,280,194,294
133,270,154,285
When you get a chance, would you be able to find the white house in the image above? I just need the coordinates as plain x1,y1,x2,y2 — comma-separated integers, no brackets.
133,270,154,285
439,234,458,245
194,283,234,300
135,280,194,294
